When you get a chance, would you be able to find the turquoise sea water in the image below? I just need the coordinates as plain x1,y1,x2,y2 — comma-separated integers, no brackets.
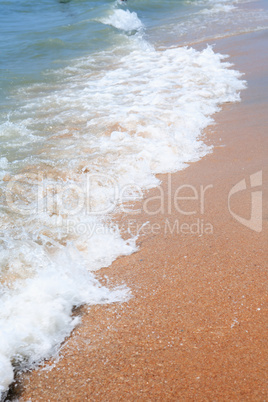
1,0,267,111
0,0,267,397
0,0,185,103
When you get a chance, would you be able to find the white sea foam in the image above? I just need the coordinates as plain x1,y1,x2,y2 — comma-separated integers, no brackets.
0,158,8,170
99,9,144,32
0,2,247,397
0,228,135,396
200,4,236,14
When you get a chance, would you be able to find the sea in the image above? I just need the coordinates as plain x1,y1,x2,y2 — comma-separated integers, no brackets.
0,0,267,397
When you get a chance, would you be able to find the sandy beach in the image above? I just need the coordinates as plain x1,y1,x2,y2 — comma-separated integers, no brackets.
10,29,268,401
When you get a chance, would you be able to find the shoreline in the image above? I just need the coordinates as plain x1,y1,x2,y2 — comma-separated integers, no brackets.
11,30,268,401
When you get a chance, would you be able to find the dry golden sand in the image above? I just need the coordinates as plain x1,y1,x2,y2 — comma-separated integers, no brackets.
10,31,268,401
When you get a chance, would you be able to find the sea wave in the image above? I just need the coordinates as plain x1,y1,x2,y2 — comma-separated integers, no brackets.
98,8,144,32
0,0,247,397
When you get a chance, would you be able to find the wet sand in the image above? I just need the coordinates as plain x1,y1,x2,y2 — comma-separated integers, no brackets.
13,30,268,401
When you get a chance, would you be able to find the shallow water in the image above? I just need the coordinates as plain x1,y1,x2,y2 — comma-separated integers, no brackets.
0,0,267,397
